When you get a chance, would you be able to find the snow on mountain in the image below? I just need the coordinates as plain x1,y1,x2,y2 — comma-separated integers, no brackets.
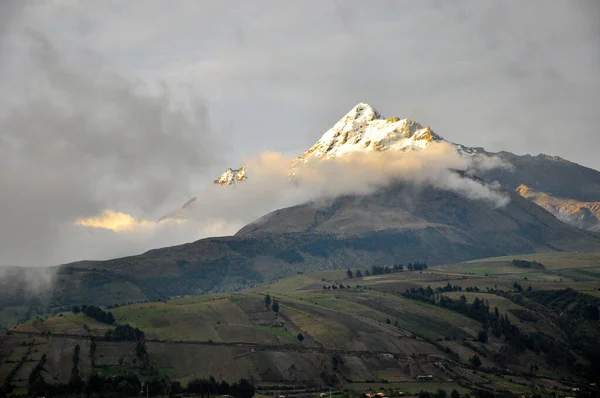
163,103,482,221
214,166,248,186
298,103,442,160
297,103,481,161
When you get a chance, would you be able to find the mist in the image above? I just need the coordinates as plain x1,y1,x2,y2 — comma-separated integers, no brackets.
0,24,218,266
168,143,511,233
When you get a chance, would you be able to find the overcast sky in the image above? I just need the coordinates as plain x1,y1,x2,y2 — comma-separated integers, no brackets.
1,0,599,266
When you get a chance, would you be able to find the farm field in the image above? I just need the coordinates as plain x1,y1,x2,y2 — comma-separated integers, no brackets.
1,252,599,397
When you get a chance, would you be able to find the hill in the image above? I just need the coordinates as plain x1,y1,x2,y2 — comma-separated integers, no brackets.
2,253,599,396
3,180,600,331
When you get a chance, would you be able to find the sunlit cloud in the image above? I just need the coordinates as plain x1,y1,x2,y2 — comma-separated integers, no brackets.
75,210,154,232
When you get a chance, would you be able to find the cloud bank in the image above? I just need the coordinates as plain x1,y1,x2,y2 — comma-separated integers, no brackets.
0,22,218,266
161,143,511,232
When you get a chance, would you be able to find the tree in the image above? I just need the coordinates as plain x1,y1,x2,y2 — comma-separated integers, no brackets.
297,333,304,341
477,330,488,343
271,300,279,313
89,337,97,367
72,305,81,314
451,389,460,398
355,270,363,278
513,282,523,292
386,318,391,324
435,389,447,398
346,269,354,279
28,353,47,395
469,354,482,369
265,294,271,307
135,342,149,368
69,348,83,392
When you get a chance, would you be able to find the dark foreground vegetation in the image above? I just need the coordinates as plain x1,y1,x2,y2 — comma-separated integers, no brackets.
23,366,255,398
403,284,600,382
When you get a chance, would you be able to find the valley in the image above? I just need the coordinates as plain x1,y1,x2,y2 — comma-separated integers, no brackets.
2,252,599,397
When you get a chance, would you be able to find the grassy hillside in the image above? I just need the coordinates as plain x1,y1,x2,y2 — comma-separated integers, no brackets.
2,253,600,397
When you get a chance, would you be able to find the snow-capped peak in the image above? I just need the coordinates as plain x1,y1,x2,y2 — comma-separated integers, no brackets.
298,103,443,160
214,166,248,186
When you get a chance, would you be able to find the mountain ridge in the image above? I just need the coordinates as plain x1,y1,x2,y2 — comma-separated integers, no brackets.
517,184,600,232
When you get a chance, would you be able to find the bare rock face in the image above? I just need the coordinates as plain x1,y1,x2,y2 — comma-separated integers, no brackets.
517,184,600,232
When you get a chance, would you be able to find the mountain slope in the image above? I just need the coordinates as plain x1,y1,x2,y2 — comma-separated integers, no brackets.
478,152,600,203
517,184,600,232
295,103,600,233
236,181,600,252
36,182,600,314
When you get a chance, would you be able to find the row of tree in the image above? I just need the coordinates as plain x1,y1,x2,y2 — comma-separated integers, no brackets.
435,282,484,293
28,366,255,398
346,262,428,279
72,304,115,325
105,324,145,342
187,376,255,398
323,284,352,290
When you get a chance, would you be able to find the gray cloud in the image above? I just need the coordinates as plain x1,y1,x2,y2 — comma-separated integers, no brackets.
0,8,218,266
11,1,599,167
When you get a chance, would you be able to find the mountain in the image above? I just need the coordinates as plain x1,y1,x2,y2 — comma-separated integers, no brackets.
478,152,600,203
297,103,442,159
297,103,478,162
517,184,600,232
214,166,248,185
474,152,600,231
2,179,597,330
294,103,600,234
3,103,600,330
